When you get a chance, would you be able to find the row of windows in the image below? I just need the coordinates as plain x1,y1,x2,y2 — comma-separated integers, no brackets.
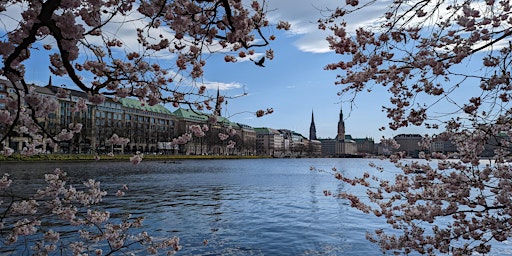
53,110,173,126
96,111,123,120
101,102,123,110
124,108,171,118
95,120,122,126
0,85,18,94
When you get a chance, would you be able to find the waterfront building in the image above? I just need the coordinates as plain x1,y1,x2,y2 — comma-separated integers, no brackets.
237,123,257,156
0,77,264,156
318,138,336,157
4,81,62,153
308,139,322,157
254,127,284,157
393,134,423,157
118,98,175,153
316,105,357,157
376,142,393,156
430,132,457,155
172,108,255,155
337,134,357,157
0,79,8,110
2,78,178,154
46,84,95,153
335,106,357,156
354,137,376,156
278,129,309,157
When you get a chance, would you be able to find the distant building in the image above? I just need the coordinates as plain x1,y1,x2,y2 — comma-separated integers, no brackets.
337,134,357,157
307,110,322,156
376,142,393,156
254,127,284,157
118,97,175,153
279,129,309,157
394,134,423,157
237,123,257,156
354,137,375,156
0,79,8,110
319,139,336,157
172,108,254,155
309,110,317,140
334,106,357,156
308,139,322,157
430,133,457,154
0,77,262,156
318,105,357,157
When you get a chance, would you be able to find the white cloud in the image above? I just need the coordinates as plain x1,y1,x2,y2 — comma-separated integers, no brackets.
266,0,392,54
201,80,243,91
170,71,243,92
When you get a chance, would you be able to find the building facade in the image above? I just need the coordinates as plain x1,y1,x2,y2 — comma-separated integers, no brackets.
0,78,261,156
394,134,423,157
254,127,284,157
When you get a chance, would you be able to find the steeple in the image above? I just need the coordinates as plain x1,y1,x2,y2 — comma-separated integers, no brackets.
214,86,222,116
309,110,317,140
337,105,345,141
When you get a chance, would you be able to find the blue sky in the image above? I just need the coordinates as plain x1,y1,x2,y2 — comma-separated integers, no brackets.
15,0,439,140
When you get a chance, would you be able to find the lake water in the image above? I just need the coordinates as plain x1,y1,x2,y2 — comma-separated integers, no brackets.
1,158,511,255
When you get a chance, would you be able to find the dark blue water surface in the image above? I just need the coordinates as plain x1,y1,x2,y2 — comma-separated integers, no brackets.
1,158,511,255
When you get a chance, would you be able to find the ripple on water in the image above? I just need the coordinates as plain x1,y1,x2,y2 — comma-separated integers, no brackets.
1,159,393,255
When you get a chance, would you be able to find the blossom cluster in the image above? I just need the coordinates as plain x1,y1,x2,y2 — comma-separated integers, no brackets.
0,168,181,255
189,124,209,137
0,0,283,161
0,0,286,255
318,1,512,254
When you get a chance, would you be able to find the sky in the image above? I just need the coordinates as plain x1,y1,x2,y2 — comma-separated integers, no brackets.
14,0,437,140
194,0,427,140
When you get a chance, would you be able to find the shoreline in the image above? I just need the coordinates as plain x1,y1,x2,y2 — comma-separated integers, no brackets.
0,153,272,163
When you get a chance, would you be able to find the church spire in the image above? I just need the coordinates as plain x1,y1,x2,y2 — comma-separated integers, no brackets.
309,109,317,140
337,105,345,141
214,86,222,116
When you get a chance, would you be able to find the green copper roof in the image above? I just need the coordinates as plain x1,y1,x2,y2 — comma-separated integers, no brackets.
119,98,172,114
254,127,278,134
173,108,239,128
173,108,209,122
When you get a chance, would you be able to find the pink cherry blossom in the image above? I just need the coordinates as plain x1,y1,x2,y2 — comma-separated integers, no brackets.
0,0,291,255
320,0,512,254
130,152,144,165
108,133,130,146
